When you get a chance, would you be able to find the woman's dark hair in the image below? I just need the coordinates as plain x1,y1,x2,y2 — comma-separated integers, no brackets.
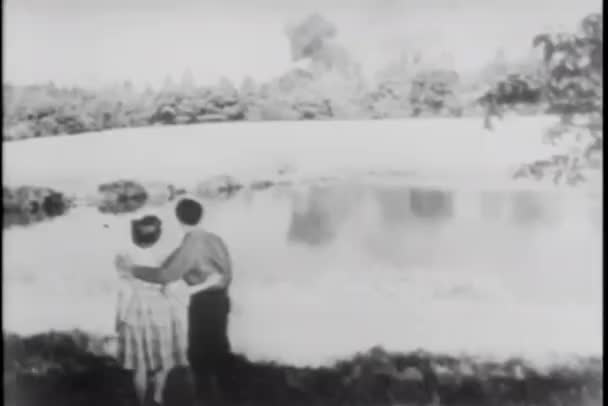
131,215,162,247
175,198,204,226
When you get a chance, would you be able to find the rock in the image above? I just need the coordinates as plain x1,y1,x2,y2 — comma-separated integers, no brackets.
42,192,70,216
169,185,188,199
97,180,148,213
195,175,243,199
98,179,147,202
3,185,70,217
107,180,182,204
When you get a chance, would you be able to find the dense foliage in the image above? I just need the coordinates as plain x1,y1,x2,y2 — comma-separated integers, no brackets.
1,67,538,142
489,12,603,185
480,73,546,130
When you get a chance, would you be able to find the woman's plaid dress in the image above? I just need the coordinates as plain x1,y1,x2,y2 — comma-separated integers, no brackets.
116,275,189,372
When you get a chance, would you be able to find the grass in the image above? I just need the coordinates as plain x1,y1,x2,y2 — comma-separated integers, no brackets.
4,330,603,406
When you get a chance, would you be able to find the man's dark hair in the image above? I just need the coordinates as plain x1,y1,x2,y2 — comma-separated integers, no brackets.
175,198,204,226
131,215,162,247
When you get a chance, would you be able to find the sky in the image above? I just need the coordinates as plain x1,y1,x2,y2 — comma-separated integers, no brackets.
3,0,602,88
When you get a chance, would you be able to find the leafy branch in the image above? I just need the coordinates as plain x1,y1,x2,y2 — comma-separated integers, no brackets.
513,12,603,186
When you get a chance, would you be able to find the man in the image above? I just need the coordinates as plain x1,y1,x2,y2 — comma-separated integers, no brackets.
120,198,233,405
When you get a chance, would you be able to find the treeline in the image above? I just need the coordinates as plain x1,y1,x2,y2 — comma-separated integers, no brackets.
3,12,551,142
2,69,547,142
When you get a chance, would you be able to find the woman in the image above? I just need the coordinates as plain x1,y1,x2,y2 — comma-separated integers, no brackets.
114,214,189,406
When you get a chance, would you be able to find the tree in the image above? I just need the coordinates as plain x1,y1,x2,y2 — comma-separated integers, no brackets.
284,13,337,63
409,69,461,117
513,12,602,185
480,72,544,129
285,13,360,79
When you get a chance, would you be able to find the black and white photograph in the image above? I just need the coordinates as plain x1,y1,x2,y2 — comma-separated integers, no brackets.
3,0,603,405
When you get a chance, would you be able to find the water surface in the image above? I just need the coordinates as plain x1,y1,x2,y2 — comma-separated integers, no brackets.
3,181,602,366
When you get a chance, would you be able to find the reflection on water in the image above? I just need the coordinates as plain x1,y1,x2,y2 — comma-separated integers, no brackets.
287,185,365,246
409,188,453,219
285,183,602,284
3,211,49,228
3,202,70,228
373,186,412,227
511,190,550,224
98,197,148,214
288,188,336,246
3,181,602,365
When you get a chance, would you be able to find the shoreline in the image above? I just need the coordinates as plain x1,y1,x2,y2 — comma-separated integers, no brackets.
4,329,603,406
6,327,603,371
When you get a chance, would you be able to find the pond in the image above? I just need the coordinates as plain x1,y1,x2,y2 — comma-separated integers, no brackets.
3,180,602,367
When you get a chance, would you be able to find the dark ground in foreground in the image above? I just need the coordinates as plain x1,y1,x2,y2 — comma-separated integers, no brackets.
3,331,603,406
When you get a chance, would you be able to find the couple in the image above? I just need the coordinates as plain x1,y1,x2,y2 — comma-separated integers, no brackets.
115,197,233,406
